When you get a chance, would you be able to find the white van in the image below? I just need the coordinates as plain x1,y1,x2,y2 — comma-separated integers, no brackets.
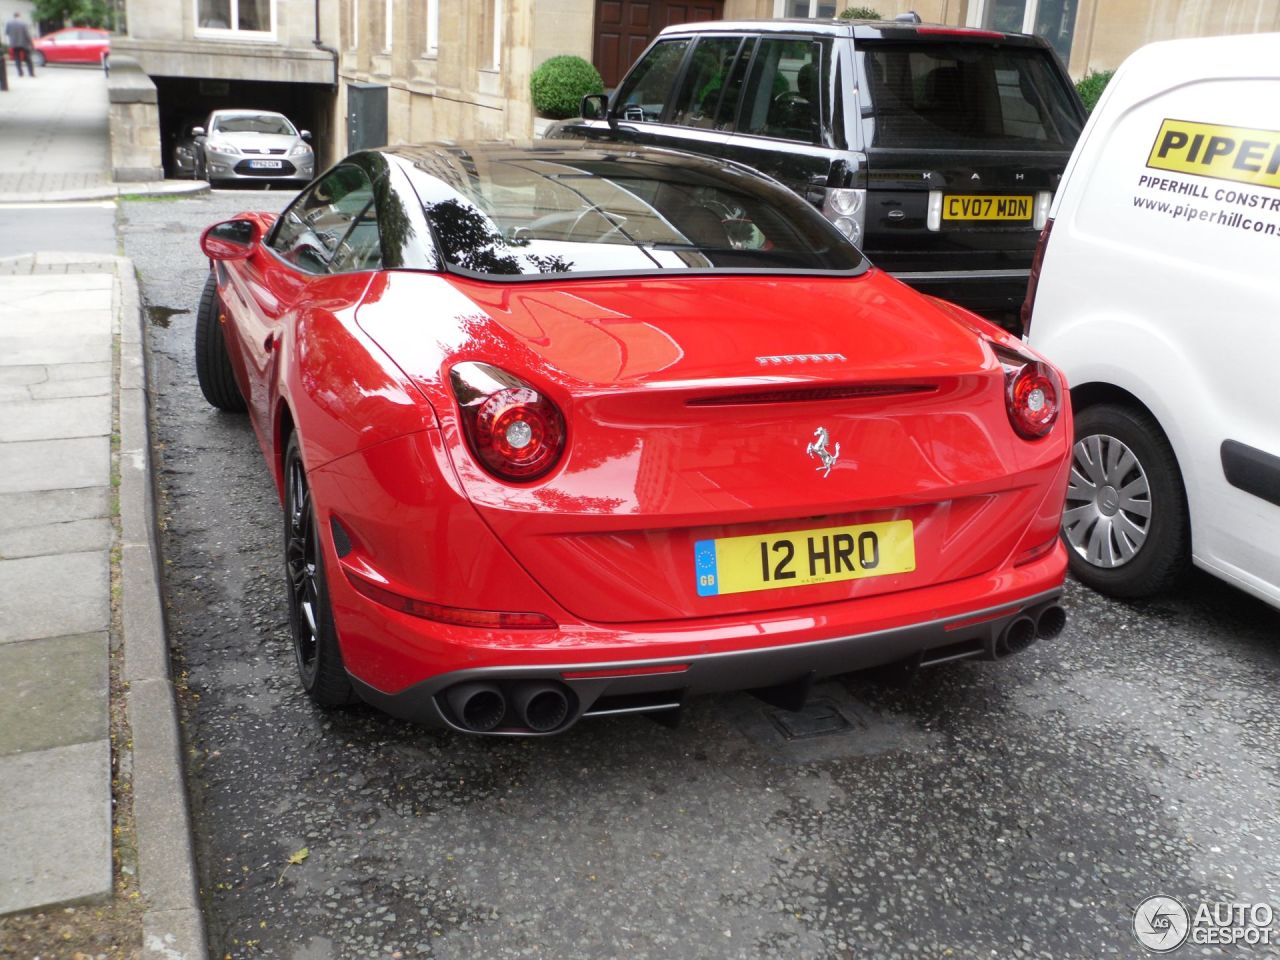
1024,33,1280,609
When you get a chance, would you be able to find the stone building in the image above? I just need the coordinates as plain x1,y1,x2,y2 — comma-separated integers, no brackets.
109,0,1279,178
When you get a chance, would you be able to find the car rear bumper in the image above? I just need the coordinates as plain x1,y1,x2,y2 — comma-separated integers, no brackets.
341,547,1068,735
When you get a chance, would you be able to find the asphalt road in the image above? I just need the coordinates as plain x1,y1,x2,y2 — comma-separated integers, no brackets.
0,201,117,258
122,192,1280,960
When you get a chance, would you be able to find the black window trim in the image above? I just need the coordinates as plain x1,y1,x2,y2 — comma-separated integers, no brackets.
264,159,387,276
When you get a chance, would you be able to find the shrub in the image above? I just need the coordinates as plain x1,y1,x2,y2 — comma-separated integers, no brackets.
1075,69,1115,113
531,55,605,120
839,6,882,18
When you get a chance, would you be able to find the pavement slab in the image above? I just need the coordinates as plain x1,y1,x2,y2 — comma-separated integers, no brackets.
0,485,111,531
0,436,111,494
0,394,112,441
0,550,109,644
0,632,109,756
0,739,113,915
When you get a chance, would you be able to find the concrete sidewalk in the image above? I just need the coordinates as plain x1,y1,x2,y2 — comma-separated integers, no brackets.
0,64,205,203
0,60,206,960
0,259,115,914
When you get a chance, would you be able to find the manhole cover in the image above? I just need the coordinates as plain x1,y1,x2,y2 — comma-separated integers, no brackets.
768,698,853,740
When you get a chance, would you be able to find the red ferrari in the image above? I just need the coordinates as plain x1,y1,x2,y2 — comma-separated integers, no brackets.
196,142,1071,735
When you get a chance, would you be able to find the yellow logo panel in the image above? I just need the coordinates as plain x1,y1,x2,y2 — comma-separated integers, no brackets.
1147,118,1280,190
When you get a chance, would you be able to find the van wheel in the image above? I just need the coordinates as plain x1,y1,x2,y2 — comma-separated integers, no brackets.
1062,403,1188,598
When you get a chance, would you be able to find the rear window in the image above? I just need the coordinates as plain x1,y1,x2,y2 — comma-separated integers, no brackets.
859,42,1081,149
405,151,865,280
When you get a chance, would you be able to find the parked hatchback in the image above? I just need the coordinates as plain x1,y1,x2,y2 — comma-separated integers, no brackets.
547,18,1086,328
1025,33,1280,609
32,27,109,67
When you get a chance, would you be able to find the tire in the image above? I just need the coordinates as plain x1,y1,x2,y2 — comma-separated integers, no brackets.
33,50,46,67
284,433,356,707
194,273,247,412
1062,403,1189,598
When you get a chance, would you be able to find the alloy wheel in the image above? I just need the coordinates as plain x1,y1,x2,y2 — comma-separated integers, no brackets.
286,455,320,682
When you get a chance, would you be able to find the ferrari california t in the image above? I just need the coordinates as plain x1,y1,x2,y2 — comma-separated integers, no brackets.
195,141,1071,736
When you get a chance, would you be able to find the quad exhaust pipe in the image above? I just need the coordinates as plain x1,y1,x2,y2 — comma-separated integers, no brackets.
443,680,573,734
445,682,506,733
989,603,1067,659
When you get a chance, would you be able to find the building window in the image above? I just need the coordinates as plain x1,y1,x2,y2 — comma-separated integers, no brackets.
426,0,439,56
968,0,1078,67
481,0,502,69
775,0,838,16
196,0,274,35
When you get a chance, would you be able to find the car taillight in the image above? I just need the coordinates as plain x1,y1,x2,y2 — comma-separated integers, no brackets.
1020,217,1054,335
1004,359,1060,439
449,362,566,482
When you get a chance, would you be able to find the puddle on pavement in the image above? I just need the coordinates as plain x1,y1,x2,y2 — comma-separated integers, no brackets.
148,305,190,327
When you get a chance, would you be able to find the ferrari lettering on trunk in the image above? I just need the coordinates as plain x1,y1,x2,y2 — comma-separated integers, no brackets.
694,520,915,597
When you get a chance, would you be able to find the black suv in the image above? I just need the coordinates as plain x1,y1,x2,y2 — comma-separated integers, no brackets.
547,19,1086,326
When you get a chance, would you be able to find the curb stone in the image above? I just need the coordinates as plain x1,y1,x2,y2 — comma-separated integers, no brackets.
116,255,209,960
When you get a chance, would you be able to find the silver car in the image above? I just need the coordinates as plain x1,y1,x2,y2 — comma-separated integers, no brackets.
195,109,315,187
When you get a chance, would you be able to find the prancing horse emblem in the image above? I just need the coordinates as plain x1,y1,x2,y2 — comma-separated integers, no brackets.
806,427,840,478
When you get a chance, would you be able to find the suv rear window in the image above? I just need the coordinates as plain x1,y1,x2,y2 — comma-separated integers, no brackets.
859,42,1082,149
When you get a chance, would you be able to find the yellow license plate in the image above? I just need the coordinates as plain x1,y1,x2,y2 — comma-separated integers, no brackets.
694,520,915,597
943,194,1033,221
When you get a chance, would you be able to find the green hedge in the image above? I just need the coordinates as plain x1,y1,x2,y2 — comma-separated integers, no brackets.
531,55,605,120
1075,70,1115,113
839,6,882,18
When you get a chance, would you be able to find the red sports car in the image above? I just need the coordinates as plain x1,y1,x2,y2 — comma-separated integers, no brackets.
196,142,1071,736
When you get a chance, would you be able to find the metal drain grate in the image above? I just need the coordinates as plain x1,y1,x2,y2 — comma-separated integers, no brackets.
768,698,853,740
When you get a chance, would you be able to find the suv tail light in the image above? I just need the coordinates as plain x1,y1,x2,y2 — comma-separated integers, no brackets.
450,362,566,482
1003,359,1061,439
821,188,866,246
1020,217,1054,334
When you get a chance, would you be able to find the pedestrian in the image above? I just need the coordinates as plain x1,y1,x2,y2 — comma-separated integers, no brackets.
4,11,34,77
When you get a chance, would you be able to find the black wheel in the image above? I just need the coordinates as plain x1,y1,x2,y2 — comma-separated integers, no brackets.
194,273,247,412
1062,403,1189,598
33,50,46,67
284,433,356,707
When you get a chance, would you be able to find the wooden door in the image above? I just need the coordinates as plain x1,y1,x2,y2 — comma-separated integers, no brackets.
593,0,723,88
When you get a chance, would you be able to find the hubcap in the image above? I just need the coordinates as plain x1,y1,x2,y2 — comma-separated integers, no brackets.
1063,433,1152,568
286,456,320,681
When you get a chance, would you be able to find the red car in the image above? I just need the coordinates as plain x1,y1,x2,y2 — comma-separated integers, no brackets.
196,142,1071,736
32,27,109,66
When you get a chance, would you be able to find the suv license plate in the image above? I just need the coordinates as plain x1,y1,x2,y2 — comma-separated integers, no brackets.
249,159,284,169
943,194,1033,221
694,520,915,597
